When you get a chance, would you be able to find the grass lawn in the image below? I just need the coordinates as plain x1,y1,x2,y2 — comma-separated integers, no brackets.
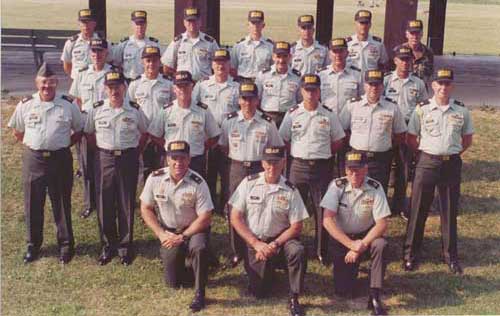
1,97,500,315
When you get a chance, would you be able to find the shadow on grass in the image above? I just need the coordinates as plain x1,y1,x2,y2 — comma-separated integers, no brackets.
460,194,500,214
462,160,500,182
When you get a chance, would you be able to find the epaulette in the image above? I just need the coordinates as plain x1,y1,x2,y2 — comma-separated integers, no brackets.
322,105,332,112
247,173,260,181
163,73,173,81
93,100,104,108
454,100,465,107
227,111,238,119
350,96,362,102
149,36,159,43
384,71,393,77
367,178,380,189
335,178,348,187
292,68,301,77
69,34,78,42
345,36,353,42
61,95,74,103
285,180,296,190
417,100,430,107
163,101,174,109
266,38,274,44
289,105,299,113
349,65,361,72
190,173,203,184
152,168,166,177
174,34,182,42
317,66,328,73
204,34,214,42
262,67,271,74
237,37,245,44
372,35,382,42
79,66,89,72
196,101,208,110
120,36,129,43
130,75,141,82
384,97,396,104
129,101,140,109
290,42,297,47
261,112,272,122
21,95,33,103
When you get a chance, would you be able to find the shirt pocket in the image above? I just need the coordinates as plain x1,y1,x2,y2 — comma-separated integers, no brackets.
156,89,171,105
291,122,306,141
448,113,464,133
272,193,290,214
351,116,368,132
313,117,331,140
229,129,242,151
375,112,393,133
423,115,441,137
26,112,42,129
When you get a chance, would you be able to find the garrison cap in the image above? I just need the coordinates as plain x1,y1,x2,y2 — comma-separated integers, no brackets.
104,70,125,85
248,10,265,23
354,10,372,23
131,10,147,22
364,69,384,84
173,71,194,85
239,82,258,97
184,7,200,20
433,68,454,83
329,37,348,51
36,62,56,77
141,45,161,58
166,141,190,157
300,74,321,89
262,146,286,161
90,39,108,50
393,45,413,59
297,15,314,27
212,48,230,62
273,41,291,55
406,19,423,32
345,150,367,168
78,9,95,22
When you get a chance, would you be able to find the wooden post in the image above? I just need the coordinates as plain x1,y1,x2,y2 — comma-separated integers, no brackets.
427,0,447,55
383,0,418,61
315,0,334,46
174,0,220,43
89,0,107,38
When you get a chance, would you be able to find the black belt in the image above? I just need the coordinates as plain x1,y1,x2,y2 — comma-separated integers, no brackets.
97,147,136,156
231,159,261,168
357,149,392,160
235,75,256,83
422,152,459,161
163,225,187,234
28,147,69,158
292,157,331,166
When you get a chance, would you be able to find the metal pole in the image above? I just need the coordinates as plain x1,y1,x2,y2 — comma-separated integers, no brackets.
89,0,107,38
383,0,418,61
427,0,447,55
315,0,334,46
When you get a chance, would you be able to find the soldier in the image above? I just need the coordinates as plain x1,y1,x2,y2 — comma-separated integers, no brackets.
192,48,240,210
69,38,113,219
403,19,434,87
255,41,302,128
128,45,174,180
290,15,329,75
230,146,308,316
384,45,429,216
140,141,213,312
322,151,390,316
84,70,149,266
111,10,161,82
403,69,474,275
279,74,345,264
61,9,102,79
231,10,274,81
340,69,407,193
346,10,389,74
219,82,284,266
8,63,83,264
161,7,219,82
148,71,220,178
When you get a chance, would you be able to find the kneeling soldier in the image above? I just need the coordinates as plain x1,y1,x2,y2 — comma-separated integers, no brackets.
321,151,390,315
230,146,309,316
140,141,214,312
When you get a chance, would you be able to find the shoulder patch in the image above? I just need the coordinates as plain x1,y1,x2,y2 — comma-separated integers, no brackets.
129,101,140,109
261,113,272,122
384,97,396,104
93,100,104,108
227,111,238,119
204,34,214,42
285,180,296,190
196,102,208,110
367,178,380,189
349,65,361,72
350,96,362,103
345,36,353,42
61,95,74,103
372,35,382,42
289,105,299,113
335,178,348,187
454,100,464,107
78,66,89,72
120,36,129,43
190,173,203,184
163,101,174,109
149,36,159,43
292,68,301,77
21,95,33,103
152,168,166,177
266,38,274,44
247,173,260,181
70,34,78,42
322,105,332,112
174,34,182,42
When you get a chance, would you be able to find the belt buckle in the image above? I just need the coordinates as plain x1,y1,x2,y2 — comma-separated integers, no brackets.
308,160,315,166
366,152,375,158
442,155,450,161
42,151,50,158
243,161,251,167
114,150,122,156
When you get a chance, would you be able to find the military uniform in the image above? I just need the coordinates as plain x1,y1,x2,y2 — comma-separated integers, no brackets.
404,77,474,269
231,36,274,81
318,64,362,115
290,41,329,75
8,88,83,261
112,36,160,80
346,34,388,75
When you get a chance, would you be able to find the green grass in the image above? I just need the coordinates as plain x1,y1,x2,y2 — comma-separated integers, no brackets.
1,0,500,55
2,97,500,315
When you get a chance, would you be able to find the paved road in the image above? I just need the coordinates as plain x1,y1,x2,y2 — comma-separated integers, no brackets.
1,51,499,106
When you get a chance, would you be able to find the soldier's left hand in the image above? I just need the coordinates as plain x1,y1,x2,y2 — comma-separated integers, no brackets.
345,250,360,263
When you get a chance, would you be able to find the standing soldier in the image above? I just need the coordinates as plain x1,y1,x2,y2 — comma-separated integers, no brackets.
161,7,219,82
128,46,174,180
69,38,114,219
384,45,428,216
8,63,83,264
346,10,389,74
140,141,214,312
230,146,308,316
403,69,474,275
255,41,302,128
219,82,284,266
322,151,390,316
111,10,161,82
279,74,345,265
231,10,274,81
84,70,149,266
340,69,407,193
61,9,102,79
192,48,240,211
148,71,220,178
403,19,434,87
290,15,329,75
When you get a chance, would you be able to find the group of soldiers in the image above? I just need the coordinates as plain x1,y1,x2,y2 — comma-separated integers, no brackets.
8,6,474,316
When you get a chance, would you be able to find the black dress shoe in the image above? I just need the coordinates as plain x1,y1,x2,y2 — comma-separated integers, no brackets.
448,261,463,275
23,246,39,264
229,255,241,268
80,208,93,219
402,259,416,271
98,248,114,266
368,295,387,315
59,251,74,264
189,290,206,312
289,295,303,316
120,255,133,266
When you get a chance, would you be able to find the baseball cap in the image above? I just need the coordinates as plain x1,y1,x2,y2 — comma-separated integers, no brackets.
173,71,194,85
78,9,95,22
239,82,258,97
300,74,321,89
345,151,367,168
141,46,160,58
104,70,125,85
364,69,384,84
262,146,286,161
433,68,454,83
248,10,265,23
166,141,190,157
355,10,372,23
184,7,200,21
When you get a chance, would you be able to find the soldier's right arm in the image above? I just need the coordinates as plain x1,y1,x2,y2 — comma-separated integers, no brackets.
406,107,422,152
7,100,26,142
161,40,177,77
140,176,172,245
147,110,166,146
217,118,230,155
61,38,74,76
230,44,239,77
